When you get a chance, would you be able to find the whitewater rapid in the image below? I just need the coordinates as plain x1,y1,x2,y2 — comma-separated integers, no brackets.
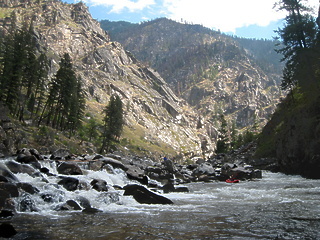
2,158,320,239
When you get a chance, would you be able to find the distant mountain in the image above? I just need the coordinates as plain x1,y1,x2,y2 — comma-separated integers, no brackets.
101,18,283,130
0,1,215,158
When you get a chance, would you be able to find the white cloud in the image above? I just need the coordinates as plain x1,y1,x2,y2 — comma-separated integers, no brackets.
163,0,319,33
84,0,156,13
81,0,319,33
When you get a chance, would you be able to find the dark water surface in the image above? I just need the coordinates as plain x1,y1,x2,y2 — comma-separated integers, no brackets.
5,172,320,240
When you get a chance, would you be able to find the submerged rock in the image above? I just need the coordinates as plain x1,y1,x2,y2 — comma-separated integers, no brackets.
97,192,121,204
19,193,38,212
56,200,82,211
82,207,103,214
40,193,55,203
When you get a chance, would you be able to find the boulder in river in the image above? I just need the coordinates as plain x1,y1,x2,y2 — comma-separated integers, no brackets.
123,184,173,204
17,182,40,195
82,207,103,214
77,196,91,209
56,200,82,211
17,148,43,160
0,223,17,238
0,209,14,219
0,189,11,209
192,163,215,177
102,157,128,171
6,160,37,176
126,165,148,185
0,175,9,182
162,182,189,193
0,162,19,182
162,159,176,173
0,182,19,197
58,176,79,191
57,162,83,175
97,192,121,204
50,148,71,160
16,149,41,169
91,179,109,192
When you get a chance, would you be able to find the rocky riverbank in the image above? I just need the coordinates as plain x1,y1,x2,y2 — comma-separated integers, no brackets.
0,147,265,238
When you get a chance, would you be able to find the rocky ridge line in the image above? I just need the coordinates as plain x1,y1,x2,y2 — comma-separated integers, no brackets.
0,0,217,158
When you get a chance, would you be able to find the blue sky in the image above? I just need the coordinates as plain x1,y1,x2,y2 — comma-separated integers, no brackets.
66,0,319,39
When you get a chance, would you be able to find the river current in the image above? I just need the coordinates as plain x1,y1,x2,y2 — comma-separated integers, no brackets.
3,160,320,240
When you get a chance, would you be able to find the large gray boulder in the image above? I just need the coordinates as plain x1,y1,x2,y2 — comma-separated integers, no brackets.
123,184,173,204
0,163,19,182
90,179,109,192
6,161,37,176
57,162,83,175
58,176,79,191
50,149,71,160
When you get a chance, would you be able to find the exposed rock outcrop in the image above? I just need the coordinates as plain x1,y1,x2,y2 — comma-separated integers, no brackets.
257,93,320,179
0,0,215,159
101,18,282,131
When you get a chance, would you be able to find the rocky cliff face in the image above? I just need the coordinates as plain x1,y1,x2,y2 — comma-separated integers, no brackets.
0,0,215,158
256,91,320,179
101,18,282,130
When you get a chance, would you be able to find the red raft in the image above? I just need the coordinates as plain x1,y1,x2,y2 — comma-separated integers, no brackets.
226,178,240,183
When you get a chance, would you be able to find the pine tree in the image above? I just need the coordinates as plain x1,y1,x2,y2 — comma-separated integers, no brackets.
33,53,49,118
275,0,318,90
100,94,124,153
84,117,100,142
67,76,85,136
215,114,230,154
0,20,46,121
41,53,84,132
0,33,15,104
17,21,40,121
0,12,20,113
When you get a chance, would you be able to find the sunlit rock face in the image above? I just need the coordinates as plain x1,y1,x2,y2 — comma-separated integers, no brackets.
0,0,216,158
101,18,282,130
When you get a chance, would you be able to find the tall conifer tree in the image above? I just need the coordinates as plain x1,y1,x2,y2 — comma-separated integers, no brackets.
100,94,123,153
41,53,85,132
275,0,318,90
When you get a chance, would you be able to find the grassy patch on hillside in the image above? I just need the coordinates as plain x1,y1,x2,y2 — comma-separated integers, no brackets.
0,9,12,18
120,125,176,160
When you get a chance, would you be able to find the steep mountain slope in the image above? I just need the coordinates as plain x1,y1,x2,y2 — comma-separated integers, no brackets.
101,18,282,130
256,88,320,179
0,0,215,158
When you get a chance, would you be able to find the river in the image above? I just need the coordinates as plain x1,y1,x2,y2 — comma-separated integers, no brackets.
2,160,320,240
